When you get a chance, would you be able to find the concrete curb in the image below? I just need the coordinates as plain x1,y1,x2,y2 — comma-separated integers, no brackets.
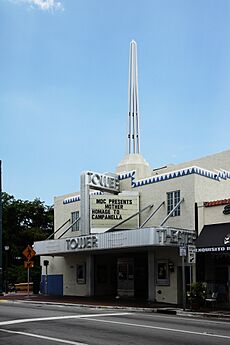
1,299,154,312
176,309,230,320
152,307,230,320
1,298,230,319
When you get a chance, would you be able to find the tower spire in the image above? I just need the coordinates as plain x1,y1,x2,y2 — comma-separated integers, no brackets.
116,41,151,179
127,40,140,154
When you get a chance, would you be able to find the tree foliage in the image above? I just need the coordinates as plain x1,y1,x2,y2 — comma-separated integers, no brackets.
2,192,54,283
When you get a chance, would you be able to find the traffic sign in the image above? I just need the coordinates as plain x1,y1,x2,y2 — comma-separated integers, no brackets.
187,245,196,263
22,245,36,260
24,261,34,269
179,246,187,257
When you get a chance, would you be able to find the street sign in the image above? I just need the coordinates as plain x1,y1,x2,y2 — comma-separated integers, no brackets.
24,261,34,269
22,245,36,297
179,246,187,257
22,245,36,260
187,245,196,264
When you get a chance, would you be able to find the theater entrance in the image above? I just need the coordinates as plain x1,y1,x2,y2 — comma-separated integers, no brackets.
94,253,148,299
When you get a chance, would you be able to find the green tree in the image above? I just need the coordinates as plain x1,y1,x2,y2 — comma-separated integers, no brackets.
2,192,54,284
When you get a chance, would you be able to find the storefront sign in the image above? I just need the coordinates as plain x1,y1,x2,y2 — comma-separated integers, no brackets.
158,229,195,246
90,195,139,229
223,204,230,215
34,228,197,256
196,246,230,253
66,235,98,251
80,171,120,235
86,171,120,193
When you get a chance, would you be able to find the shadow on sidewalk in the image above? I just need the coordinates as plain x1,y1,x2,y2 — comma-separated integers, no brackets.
1,293,230,316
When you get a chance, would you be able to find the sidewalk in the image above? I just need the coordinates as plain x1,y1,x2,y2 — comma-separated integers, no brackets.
1,292,230,320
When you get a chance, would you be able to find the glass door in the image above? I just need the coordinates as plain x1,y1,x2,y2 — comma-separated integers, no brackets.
117,258,134,297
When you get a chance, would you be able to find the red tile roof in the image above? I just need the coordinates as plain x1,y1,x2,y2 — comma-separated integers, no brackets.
204,198,230,207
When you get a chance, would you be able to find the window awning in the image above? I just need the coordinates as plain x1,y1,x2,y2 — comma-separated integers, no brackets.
195,223,230,253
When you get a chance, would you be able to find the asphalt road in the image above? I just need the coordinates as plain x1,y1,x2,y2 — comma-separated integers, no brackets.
0,300,230,345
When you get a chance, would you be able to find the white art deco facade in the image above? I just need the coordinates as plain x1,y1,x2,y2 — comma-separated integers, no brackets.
34,41,230,304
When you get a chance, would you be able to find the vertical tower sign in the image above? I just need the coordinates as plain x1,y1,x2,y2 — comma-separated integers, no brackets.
80,171,120,235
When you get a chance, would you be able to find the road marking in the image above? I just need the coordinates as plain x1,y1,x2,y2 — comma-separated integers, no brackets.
1,311,229,341
83,317,230,340
139,312,230,325
0,328,89,345
0,312,130,326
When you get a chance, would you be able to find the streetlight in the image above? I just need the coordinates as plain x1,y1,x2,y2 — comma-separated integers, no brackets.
4,245,9,294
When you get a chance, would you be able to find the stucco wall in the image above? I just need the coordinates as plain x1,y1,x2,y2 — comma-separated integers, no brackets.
54,193,80,239
63,254,90,296
197,203,230,234
154,247,181,304
134,175,195,230
41,254,91,296
154,150,230,174
54,150,230,236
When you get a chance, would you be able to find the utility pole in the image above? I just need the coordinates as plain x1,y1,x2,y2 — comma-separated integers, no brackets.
182,255,186,311
179,245,187,311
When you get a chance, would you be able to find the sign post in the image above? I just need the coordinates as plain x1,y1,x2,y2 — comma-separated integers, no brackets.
187,245,196,309
22,245,36,296
27,262,30,296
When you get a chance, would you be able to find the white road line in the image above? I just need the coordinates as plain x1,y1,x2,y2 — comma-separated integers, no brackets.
83,317,230,340
0,328,89,345
139,312,230,325
0,312,130,326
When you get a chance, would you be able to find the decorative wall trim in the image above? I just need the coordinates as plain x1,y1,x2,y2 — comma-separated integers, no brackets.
119,166,230,188
63,166,230,205
63,191,103,205
118,170,136,183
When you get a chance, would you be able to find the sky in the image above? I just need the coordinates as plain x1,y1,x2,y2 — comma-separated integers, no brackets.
1,0,230,205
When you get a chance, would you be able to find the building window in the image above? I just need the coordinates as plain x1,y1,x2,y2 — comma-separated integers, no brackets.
167,190,181,216
76,263,86,284
71,211,79,231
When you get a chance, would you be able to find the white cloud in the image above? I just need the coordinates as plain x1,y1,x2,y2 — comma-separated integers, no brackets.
10,0,64,12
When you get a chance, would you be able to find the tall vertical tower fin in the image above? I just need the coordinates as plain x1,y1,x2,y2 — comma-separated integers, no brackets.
127,40,140,154
116,40,151,179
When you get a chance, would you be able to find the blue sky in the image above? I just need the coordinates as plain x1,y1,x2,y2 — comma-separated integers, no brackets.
1,0,230,205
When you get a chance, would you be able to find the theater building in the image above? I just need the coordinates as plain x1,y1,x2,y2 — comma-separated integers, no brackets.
34,41,230,304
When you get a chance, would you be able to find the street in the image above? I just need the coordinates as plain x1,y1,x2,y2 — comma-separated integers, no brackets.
0,300,230,345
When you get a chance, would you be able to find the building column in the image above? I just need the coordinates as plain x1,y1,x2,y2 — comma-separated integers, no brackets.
87,255,94,296
148,251,155,301
228,265,230,303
